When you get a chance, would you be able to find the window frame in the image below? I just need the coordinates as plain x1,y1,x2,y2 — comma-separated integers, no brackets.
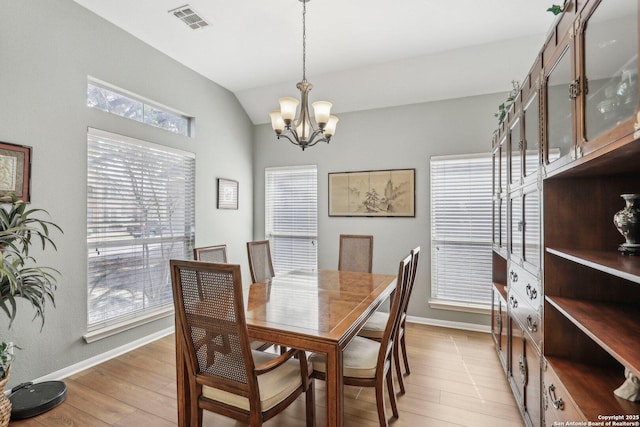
429,152,493,313
265,165,318,275
84,128,195,342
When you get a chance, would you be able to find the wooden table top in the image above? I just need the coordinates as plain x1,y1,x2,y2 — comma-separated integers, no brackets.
244,269,397,345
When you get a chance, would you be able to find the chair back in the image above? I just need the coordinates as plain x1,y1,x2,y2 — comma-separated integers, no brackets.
377,253,412,368
402,246,420,317
247,240,275,283
193,244,228,263
338,234,373,273
170,260,256,396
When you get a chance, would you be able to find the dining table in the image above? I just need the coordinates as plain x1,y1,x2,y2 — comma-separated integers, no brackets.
174,268,397,427
244,269,397,427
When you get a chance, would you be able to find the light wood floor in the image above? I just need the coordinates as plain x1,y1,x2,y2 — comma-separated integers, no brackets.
10,323,524,427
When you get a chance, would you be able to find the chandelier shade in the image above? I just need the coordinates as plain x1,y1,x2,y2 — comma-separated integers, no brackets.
269,0,338,150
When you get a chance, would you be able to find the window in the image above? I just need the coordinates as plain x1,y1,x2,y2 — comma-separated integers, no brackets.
86,128,195,340
87,78,192,136
430,153,492,311
265,166,317,274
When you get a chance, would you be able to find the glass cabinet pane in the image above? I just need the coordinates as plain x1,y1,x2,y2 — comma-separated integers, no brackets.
500,198,507,250
500,137,507,194
547,49,573,163
510,196,523,258
584,0,638,141
524,189,540,269
524,94,540,177
510,119,522,185
493,199,499,246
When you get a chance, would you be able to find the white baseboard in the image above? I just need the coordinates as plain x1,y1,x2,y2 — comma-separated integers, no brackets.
406,315,491,334
24,317,486,386
32,326,175,383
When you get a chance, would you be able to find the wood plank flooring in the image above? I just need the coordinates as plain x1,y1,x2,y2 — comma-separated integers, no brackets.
10,323,524,426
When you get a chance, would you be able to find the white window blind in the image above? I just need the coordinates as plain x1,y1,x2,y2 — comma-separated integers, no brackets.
430,153,492,309
265,166,317,274
86,128,195,331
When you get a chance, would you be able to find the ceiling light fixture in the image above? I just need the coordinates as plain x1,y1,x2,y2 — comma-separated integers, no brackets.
269,0,338,151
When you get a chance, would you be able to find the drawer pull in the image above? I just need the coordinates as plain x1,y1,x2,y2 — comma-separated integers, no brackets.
519,354,528,386
525,284,538,300
526,315,537,332
548,384,564,410
510,296,518,309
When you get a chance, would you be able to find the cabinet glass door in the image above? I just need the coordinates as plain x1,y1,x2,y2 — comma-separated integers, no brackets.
524,188,540,269
583,0,638,142
510,118,522,186
524,94,540,178
511,195,523,259
500,197,507,250
547,48,573,163
500,137,508,194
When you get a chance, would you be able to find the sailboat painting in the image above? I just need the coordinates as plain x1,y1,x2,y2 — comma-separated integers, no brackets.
328,168,415,217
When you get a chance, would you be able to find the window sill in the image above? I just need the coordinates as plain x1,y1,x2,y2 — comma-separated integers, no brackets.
83,306,174,343
428,299,490,315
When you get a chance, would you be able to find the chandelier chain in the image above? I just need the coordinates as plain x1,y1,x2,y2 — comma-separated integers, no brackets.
302,0,307,82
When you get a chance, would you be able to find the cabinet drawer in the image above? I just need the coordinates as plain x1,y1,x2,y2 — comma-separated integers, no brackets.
508,262,541,309
508,288,542,350
543,361,584,426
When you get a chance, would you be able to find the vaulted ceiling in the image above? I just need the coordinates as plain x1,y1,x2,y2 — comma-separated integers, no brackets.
73,0,557,124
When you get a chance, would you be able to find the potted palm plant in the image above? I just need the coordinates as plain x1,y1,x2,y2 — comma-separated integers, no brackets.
0,194,62,327
0,341,16,426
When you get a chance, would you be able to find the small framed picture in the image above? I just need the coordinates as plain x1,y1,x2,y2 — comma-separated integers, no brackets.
0,141,32,203
217,178,238,210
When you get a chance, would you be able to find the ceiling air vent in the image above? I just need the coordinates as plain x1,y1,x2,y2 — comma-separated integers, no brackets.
169,4,209,30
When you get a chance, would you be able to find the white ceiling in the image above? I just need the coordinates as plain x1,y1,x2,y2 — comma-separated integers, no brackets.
73,0,557,124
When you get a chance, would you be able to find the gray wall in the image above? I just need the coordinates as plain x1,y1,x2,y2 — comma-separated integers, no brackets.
0,0,254,386
253,93,504,325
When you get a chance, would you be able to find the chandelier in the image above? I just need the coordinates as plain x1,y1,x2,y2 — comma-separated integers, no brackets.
269,0,338,150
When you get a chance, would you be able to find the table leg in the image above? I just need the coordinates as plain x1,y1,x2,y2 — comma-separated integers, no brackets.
325,345,344,427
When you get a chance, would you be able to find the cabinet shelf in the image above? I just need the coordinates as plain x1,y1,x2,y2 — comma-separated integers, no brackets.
546,357,640,421
546,247,640,284
493,281,508,300
545,296,640,378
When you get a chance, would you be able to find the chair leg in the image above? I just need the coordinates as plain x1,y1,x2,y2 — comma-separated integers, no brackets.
305,379,316,427
375,375,389,427
393,340,406,394
401,330,411,375
386,368,399,419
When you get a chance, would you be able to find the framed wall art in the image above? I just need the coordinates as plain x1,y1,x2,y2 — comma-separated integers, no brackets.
328,168,415,217
0,141,31,203
217,178,238,210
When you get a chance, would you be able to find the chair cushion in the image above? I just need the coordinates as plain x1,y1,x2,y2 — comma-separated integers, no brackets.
357,311,388,339
310,336,380,379
202,350,307,412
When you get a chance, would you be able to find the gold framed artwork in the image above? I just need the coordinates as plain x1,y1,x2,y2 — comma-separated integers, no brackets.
328,168,415,217
217,178,239,210
0,141,31,203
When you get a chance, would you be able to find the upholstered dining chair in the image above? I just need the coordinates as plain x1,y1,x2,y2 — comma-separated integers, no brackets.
193,244,228,263
192,245,272,352
247,240,275,283
338,234,374,273
357,246,420,394
309,252,413,427
169,260,316,427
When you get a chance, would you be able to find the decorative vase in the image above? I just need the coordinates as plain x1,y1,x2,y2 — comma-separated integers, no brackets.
613,194,640,255
0,372,11,427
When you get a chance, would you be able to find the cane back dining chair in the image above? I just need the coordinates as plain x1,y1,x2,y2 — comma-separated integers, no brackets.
193,244,228,263
358,246,420,393
247,240,275,283
192,245,272,352
309,252,413,427
338,234,374,273
170,260,315,427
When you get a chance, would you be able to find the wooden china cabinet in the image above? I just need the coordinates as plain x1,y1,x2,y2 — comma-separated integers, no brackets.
491,1,640,426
